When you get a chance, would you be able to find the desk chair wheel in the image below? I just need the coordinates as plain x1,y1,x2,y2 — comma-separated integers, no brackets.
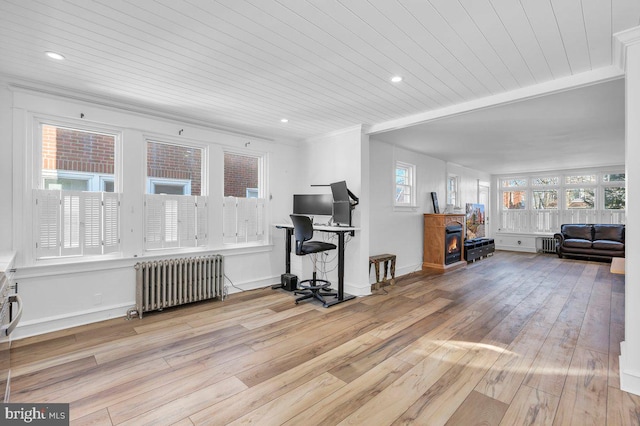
294,278,337,305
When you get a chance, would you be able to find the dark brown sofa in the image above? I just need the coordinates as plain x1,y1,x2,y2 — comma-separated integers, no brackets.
554,224,625,260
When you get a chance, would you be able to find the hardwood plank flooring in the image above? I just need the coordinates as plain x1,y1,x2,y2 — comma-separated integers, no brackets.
9,251,640,425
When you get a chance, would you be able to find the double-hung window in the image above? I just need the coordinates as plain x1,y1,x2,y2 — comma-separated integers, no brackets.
395,161,416,207
34,123,121,259
144,141,207,250
223,152,266,244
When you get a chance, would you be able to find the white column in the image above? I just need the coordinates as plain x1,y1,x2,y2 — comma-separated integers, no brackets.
616,26,640,396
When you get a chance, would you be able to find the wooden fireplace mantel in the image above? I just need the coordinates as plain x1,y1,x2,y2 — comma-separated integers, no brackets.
423,213,466,272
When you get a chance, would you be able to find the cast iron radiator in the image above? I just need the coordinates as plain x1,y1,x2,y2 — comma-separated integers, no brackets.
128,254,224,319
538,237,556,254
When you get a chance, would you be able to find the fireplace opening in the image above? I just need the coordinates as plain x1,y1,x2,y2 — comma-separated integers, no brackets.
444,223,463,265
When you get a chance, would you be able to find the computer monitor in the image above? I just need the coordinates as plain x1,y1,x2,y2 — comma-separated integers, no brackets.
332,201,351,226
293,194,333,216
330,181,350,202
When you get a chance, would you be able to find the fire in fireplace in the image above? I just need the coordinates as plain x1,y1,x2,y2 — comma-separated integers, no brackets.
444,223,463,265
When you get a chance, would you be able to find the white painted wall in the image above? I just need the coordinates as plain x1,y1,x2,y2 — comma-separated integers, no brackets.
368,139,489,279
447,163,491,211
295,126,370,296
369,139,444,277
618,26,640,397
0,81,12,251
4,83,298,338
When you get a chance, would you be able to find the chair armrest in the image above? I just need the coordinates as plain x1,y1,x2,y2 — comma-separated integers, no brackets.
553,233,565,244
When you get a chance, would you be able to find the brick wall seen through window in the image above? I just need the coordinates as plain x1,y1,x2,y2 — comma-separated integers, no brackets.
42,125,115,175
224,152,258,197
147,141,202,195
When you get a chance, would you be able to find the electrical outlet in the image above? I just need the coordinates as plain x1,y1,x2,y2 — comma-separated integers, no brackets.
94,293,102,305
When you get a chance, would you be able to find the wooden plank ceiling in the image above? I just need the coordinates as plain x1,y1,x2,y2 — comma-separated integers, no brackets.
0,0,639,142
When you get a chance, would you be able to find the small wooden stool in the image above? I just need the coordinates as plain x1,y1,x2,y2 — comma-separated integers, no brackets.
369,254,396,290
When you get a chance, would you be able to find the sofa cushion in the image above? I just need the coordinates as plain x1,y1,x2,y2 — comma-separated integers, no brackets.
563,224,593,241
594,224,624,243
564,239,593,249
592,240,624,251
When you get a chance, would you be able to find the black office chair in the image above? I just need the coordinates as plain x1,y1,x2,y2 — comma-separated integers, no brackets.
290,214,337,305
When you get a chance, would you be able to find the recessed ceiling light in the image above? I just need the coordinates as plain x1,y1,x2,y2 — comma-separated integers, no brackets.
391,75,403,83
46,51,65,60
280,118,289,123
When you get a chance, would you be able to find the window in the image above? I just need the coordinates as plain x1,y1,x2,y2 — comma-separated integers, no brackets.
148,178,191,195
223,152,266,244
500,178,528,211
603,173,625,182
603,173,626,210
498,171,625,234
604,187,625,209
566,188,595,209
502,178,527,187
447,175,458,207
565,174,596,184
532,177,558,209
532,177,558,186
144,141,207,250
502,191,526,209
533,190,558,209
34,123,120,259
395,161,416,207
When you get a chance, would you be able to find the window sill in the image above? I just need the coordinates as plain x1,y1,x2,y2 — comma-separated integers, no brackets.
393,205,419,212
16,243,274,279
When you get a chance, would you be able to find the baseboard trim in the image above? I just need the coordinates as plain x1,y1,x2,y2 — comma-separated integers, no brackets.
344,281,370,297
14,274,370,339
620,342,640,396
225,276,282,294
395,263,424,278
14,303,133,340
16,275,281,339
494,244,537,253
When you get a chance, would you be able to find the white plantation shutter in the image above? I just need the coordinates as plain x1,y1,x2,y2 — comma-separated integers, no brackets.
178,196,196,246
164,197,179,248
83,192,102,255
244,198,258,242
222,196,266,244
103,193,120,253
34,189,61,258
145,194,164,250
145,194,207,250
236,198,250,242
35,190,121,258
195,196,208,246
223,196,238,244
61,192,82,256
256,198,265,242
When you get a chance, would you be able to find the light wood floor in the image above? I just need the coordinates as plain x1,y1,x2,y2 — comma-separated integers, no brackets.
10,251,640,425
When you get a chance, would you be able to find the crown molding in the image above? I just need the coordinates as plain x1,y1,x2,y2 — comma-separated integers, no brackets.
2,74,288,144
614,26,640,71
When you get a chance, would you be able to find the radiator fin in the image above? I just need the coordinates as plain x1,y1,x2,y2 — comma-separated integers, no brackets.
538,237,556,254
131,254,224,319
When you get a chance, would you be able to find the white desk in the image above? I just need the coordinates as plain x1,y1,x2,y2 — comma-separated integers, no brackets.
274,223,358,307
